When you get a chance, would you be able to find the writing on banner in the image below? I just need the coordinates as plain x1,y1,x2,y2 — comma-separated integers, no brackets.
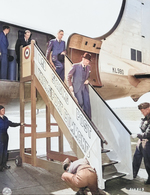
34,48,95,155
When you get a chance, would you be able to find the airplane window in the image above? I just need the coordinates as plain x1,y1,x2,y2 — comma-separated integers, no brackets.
85,41,88,45
93,43,96,47
131,48,142,62
131,49,136,61
137,50,142,62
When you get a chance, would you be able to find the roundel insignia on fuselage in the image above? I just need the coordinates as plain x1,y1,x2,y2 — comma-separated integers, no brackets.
24,47,30,59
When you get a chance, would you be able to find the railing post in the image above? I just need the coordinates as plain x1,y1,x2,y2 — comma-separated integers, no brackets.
46,103,51,156
31,40,35,76
59,127,63,153
30,40,37,166
20,82,25,162
31,78,37,166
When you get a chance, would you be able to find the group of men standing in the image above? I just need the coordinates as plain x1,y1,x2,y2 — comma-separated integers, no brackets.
45,30,150,192
0,26,92,118
61,102,150,195
0,25,31,80
0,26,150,194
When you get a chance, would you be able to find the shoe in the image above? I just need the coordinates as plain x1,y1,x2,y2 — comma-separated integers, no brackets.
133,174,137,179
76,188,85,195
98,189,110,195
75,191,84,195
82,187,91,195
144,178,150,185
0,167,4,172
4,165,11,169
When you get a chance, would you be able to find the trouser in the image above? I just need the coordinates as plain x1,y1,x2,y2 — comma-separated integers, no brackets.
74,86,91,119
53,60,64,81
17,58,20,81
0,133,9,169
0,53,8,79
133,139,150,178
61,168,102,195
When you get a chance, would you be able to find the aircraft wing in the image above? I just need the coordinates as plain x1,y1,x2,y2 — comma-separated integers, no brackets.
134,74,150,78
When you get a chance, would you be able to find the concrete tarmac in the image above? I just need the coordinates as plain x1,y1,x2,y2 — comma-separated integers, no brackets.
0,160,150,195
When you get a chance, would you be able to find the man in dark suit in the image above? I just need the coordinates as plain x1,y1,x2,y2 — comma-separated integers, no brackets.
0,25,10,79
46,30,66,81
15,30,31,80
68,53,91,119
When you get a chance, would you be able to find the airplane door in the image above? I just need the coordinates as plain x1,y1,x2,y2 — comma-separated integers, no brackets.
67,34,102,87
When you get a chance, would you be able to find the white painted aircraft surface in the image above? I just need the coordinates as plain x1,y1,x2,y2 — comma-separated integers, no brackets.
1,0,150,104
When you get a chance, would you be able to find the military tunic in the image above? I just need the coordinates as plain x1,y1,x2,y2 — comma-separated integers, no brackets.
0,31,9,79
0,116,20,170
46,39,65,81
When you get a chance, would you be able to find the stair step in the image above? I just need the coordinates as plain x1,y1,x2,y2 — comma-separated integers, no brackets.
102,160,118,167
103,172,126,181
101,149,110,153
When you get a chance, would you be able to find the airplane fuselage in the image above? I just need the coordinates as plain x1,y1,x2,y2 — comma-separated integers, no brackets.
0,0,150,106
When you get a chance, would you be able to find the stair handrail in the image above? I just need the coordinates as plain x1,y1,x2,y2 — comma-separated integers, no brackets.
89,84,132,135
64,54,131,135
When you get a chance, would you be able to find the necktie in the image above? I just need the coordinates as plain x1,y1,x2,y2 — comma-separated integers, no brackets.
83,65,85,71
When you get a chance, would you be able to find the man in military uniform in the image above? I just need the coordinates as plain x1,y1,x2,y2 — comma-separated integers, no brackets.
133,102,150,184
0,25,10,79
0,105,23,171
46,30,65,81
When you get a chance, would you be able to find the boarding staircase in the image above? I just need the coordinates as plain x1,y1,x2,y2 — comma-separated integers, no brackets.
20,41,133,189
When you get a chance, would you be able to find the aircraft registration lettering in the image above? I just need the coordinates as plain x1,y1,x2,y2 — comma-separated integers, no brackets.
112,67,124,75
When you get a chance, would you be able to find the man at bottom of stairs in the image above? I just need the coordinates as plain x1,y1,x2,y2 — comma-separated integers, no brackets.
61,158,109,195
